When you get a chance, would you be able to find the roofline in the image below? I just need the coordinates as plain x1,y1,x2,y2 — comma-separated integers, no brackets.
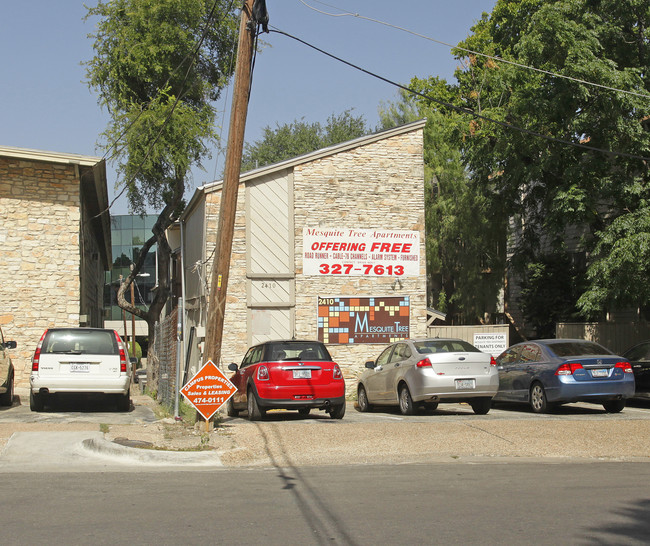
0,145,103,167
182,119,427,220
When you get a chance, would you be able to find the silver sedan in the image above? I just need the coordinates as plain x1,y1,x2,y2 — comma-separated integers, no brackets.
356,338,499,415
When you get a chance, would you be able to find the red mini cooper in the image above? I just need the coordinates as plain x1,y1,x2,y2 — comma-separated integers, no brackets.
227,340,346,420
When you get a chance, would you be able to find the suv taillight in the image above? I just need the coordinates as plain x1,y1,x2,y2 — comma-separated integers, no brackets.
490,356,497,366
257,365,269,381
615,361,633,373
333,364,343,379
115,331,128,373
32,330,47,371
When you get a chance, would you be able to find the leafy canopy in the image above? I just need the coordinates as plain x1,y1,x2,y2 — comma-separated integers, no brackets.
404,0,650,328
241,110,371,171
85,0,239,213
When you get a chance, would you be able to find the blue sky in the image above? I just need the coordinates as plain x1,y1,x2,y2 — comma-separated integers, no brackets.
0,0,495,213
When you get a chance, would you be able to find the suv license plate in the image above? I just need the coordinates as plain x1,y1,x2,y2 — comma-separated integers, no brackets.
70,363,90,373
592,369,608,378
455,379,476,390
293,369,311,379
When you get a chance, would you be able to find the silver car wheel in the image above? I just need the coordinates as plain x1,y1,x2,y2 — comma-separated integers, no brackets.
530,383,547,413
358,385,370,412
398,385,415,415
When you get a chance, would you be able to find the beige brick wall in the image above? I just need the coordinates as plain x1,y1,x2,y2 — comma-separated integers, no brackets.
0,157,82,385
202,126,426,391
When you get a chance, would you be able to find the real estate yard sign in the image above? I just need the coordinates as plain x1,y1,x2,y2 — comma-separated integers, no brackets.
180,360,237,420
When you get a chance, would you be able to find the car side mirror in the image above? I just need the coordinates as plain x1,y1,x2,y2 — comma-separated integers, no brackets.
365,361,375,369
228,363,238,371
129,357,138,364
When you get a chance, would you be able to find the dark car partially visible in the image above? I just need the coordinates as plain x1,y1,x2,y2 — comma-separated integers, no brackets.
623,340,650,394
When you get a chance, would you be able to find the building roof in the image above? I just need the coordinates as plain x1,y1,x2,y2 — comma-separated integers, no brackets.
182,119,427,220
0,145,103,166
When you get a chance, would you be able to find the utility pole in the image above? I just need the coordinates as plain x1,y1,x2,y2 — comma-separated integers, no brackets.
204,0,257,366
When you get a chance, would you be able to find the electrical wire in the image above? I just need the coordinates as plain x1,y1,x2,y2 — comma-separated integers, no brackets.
269,27,650,162
299,0,650,101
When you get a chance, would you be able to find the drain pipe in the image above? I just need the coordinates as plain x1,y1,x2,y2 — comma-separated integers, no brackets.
174,296,183,420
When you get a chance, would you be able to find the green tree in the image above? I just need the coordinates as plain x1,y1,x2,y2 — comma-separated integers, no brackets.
85,0,239,341
241,110,371,171
438,0,650,329
380,86,506,324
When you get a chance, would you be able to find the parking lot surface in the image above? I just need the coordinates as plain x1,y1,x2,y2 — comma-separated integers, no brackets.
2,388,650,468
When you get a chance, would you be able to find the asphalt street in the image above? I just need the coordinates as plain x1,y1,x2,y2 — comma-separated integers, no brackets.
1,463,649,545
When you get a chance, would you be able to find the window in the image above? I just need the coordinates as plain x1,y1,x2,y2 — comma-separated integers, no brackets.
376,346,394,367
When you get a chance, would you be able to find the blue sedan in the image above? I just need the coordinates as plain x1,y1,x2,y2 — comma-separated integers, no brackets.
493,339,635,413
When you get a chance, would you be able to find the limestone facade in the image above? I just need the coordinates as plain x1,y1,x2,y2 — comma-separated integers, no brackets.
0,148,110,386
181,121,427,389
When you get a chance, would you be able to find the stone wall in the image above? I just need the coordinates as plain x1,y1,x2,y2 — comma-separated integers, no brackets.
0,157,82,385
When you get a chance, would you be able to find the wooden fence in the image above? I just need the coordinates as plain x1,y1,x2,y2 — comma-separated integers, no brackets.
556,322,650,354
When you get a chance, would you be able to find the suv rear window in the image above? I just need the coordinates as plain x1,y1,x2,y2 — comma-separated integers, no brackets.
42,329,119,355
264,342,331,362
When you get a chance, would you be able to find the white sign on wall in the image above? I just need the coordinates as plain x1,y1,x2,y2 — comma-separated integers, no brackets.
473,333,508,356
303,228,420,277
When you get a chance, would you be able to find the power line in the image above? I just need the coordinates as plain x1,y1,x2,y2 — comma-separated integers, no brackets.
299,0,650,101
270,27,650,162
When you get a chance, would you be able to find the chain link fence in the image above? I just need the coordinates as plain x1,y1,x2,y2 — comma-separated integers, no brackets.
149,307,178,409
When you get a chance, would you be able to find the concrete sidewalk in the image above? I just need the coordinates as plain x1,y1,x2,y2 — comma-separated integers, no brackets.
0,430,223,472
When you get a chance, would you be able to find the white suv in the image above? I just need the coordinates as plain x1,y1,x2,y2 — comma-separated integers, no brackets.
30,328,132,411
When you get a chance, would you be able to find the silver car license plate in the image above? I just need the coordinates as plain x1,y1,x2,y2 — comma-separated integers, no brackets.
293,369,311,379
455,379,475,390
591,369,608,378
70,363,90,373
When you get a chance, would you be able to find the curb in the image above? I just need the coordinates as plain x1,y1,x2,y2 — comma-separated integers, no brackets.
81,436,224,466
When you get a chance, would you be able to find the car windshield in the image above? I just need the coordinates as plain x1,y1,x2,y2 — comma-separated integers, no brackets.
42,330,118,355
548,341,612,357
265,342,331,361
414,340,480,354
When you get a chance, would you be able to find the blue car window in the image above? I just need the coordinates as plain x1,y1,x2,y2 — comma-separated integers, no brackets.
519,344,542,363
549,341,611,357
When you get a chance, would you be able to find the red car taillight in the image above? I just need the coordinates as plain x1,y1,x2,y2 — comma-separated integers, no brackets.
615,361,633,373
32,330,47,371
416,358,432,368
333,364,343,379
490,356,497,366
556,362,584,375
257,365,269,381
115,330,128,373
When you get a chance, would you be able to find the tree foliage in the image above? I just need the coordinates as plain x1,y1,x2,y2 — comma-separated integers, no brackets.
85,0,239,338
390,0,650,331
454,0,650,327
241,110,371,171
